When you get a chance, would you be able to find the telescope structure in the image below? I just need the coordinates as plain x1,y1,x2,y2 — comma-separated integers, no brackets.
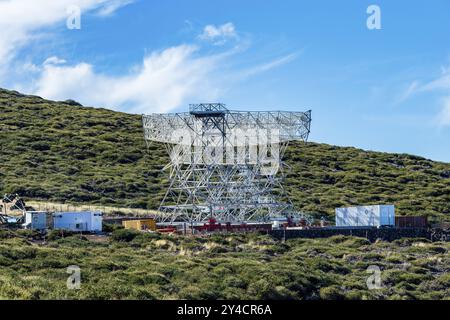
143,103,311,223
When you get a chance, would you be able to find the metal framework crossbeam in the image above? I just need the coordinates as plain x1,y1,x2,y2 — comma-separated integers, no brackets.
143,103,311,223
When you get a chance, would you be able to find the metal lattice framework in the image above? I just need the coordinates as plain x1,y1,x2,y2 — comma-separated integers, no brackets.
143,103,311,223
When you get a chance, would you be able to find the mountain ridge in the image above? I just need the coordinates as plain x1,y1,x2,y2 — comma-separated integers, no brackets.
0,88,449,222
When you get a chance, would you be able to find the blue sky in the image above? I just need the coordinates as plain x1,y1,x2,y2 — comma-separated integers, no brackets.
1,0,450,162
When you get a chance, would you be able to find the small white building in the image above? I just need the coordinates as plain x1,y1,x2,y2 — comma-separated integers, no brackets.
335,205,395,227
23,211,47,230
53,211,103,232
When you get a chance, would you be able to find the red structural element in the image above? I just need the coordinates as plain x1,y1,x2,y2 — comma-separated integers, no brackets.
157,227,177,233
299,218,308,228
193,218,272,233
287,216,294,227
395,216,428,228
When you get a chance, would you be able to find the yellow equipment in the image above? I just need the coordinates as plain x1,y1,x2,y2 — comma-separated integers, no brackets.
122,219,156,231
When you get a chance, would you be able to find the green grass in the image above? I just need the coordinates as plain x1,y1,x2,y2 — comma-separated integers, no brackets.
0,88,449,222
0,230,448,300
0,89,448,300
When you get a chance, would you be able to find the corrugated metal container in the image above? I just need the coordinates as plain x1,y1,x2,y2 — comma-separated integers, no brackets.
335,205,395,227
24,211,47,230
395,216,428,228
53,211,102,232
122,219,156,231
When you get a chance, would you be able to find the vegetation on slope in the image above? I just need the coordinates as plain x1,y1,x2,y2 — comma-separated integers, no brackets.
0,230,448,300
0,88,449,221
0,88,168,210
284,144,450,222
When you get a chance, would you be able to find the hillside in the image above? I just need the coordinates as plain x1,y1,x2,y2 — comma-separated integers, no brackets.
0,88,449,222
0,230,448,300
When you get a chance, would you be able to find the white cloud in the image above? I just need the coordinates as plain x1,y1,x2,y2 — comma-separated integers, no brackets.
421,74,450,92
396,80,419,103
437,97,450,126
239,52,300,78
198,22,237,45
96,0,133,16
20,62,41,73
440,66,450,75
30,45,299,114
0,2,298,114
421,69,450,127
33,45,225,113
401,68,450,127
44,56,67,66
0,0,132,65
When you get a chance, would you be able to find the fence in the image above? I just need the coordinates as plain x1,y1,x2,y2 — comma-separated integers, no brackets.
270,227,449,242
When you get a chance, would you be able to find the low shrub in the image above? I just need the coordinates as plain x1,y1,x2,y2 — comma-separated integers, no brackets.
111,229,140,242
46,229,75,241
319,286,346,300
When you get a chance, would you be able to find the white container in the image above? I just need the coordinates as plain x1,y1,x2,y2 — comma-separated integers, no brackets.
335,205,395,227
272,220,281,229
24,211,47,230
53,211,103,232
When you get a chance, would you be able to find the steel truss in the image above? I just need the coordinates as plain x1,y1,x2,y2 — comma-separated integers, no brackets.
143,103,311,223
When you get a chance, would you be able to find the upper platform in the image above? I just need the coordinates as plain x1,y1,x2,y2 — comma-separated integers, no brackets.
142,103,311,145
189,103,227,117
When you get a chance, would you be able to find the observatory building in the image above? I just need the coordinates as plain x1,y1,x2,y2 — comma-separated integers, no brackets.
143,103,311,223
